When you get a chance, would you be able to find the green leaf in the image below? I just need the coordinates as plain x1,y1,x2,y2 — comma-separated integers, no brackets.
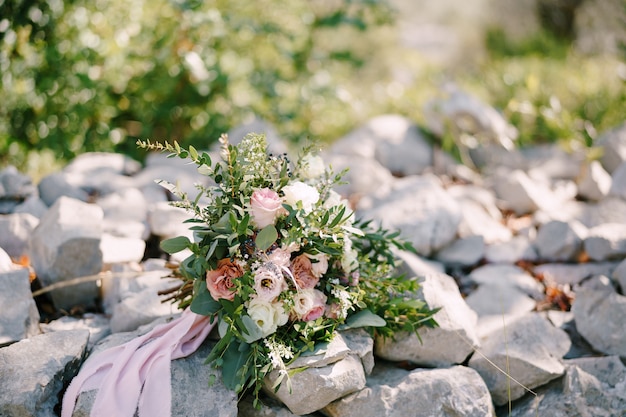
190,281,221,316
255,224,278,252
221,339,251,391
160,236,191,254
341,309,387,329
189,145,198,160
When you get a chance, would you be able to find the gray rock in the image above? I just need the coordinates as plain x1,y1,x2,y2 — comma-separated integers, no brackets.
577,160,612,201
63,152,142,177
484,235,538,264
357,175,461,256
0,266,40,345
492,169,556,215
72,316,238,417
0,212,39,258
572,282,626,357
468,264,544,299
238,396,318,417
0,247,13,272
583,222,626,261
13,195,49,218
38,172,89,207
322,154,393,200
29,196,103,310
341,329,375,375
375,273,479,367
102,218,149,240
596,121,626,174
465,284,535,319
456,199,512,244
533,220,587,262
613,258,626,292
468,313,570,406
324,363,495,417
264,334,366,415
608,161,626,199
100,234,146,265
0,329,89,417
148,201,194,240
579,197,626,227
533,261,618,286
509,356,626,417
0,165,37,202
424,84,518,151
40,314,110,351
367,114,433,176
95,187,148,223
523,144,585,181
435,235,485,267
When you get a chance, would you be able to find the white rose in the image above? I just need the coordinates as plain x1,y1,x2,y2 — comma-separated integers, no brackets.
306,252,329,278
291,288,327,322
341,237,359,273
282,181,320,213
299,154,326,179
247,298,289,337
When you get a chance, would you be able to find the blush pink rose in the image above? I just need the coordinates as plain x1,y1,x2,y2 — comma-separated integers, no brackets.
290,254,319,289
249,188,284,228
206,258,244,301
292,288,327,322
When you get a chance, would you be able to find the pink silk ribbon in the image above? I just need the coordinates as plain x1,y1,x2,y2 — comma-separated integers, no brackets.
61,309,215,417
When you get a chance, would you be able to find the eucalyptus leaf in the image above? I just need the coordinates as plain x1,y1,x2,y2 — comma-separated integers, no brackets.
340,309,386,329
255,224,278,252
190,282,221,316
160,236,191,254
221,339,251,391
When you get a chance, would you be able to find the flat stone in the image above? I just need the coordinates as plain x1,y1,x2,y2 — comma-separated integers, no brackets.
577,160,612,201
29,196,103,310
0,267,40,345
533,220,587,262
583,222,626,261
13,195,49,218
100,234,146,264
484,235,538,264
492,169,557,215
40,313,110,351
469,264,544,299
322,154,393,201
468,313,570,405
148,201,194,240
0,330,89,417
608,161,626,199
435,235,485,267
613,258,626,293
95,187,148,223
572,283,626,356
533,261,618,286
38,172,89,207
597,121,626,174
357,175,461,256
375,273,479,367
324,363,495,417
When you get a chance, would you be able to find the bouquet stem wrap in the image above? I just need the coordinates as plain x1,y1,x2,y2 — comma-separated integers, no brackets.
61,309,215,417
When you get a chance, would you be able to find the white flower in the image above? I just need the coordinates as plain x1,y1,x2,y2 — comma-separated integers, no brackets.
299,154,326,179
282,181,320,213
291,288,327,322
247,298,289,337
341,237,359,273
253,264,286,302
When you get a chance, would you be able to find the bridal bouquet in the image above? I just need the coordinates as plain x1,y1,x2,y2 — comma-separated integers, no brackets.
137,134,437,407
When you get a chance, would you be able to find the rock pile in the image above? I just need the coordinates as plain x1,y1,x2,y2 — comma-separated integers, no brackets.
1,91,625,416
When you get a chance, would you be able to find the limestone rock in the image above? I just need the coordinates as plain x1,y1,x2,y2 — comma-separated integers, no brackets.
583,222,626,261
148,201,194,240
509,356,626,417
0,266,40,345
613,258,626,292
435,235,485,267
264,334,366,416
375,273,479,367
0,330,89,417
533,220,587,262
0,213,39,258
468,264,544,299
29,197,103,310
38,172,89,207
324,363,495,417
357,176,461,256
468,313,570,405
608,161,626,199
577,160,612,201
596,121,626,174
492,169,556,215
533,261,618,286
322,154,393,200
484,235,538,264
100,234,146,265
572,282,626,356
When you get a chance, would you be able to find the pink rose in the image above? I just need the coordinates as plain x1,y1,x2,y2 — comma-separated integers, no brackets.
290,254,319,289
206,258,244,301
249,188,283,228
267,248,292,269
292,288,327,322
306,252,329,278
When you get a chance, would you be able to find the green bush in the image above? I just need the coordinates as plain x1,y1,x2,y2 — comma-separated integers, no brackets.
0,0,393,170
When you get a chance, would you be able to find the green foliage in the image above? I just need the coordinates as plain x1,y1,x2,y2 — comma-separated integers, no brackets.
1,0,393,170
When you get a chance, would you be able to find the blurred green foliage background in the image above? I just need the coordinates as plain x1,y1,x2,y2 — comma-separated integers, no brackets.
1,0,625,178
